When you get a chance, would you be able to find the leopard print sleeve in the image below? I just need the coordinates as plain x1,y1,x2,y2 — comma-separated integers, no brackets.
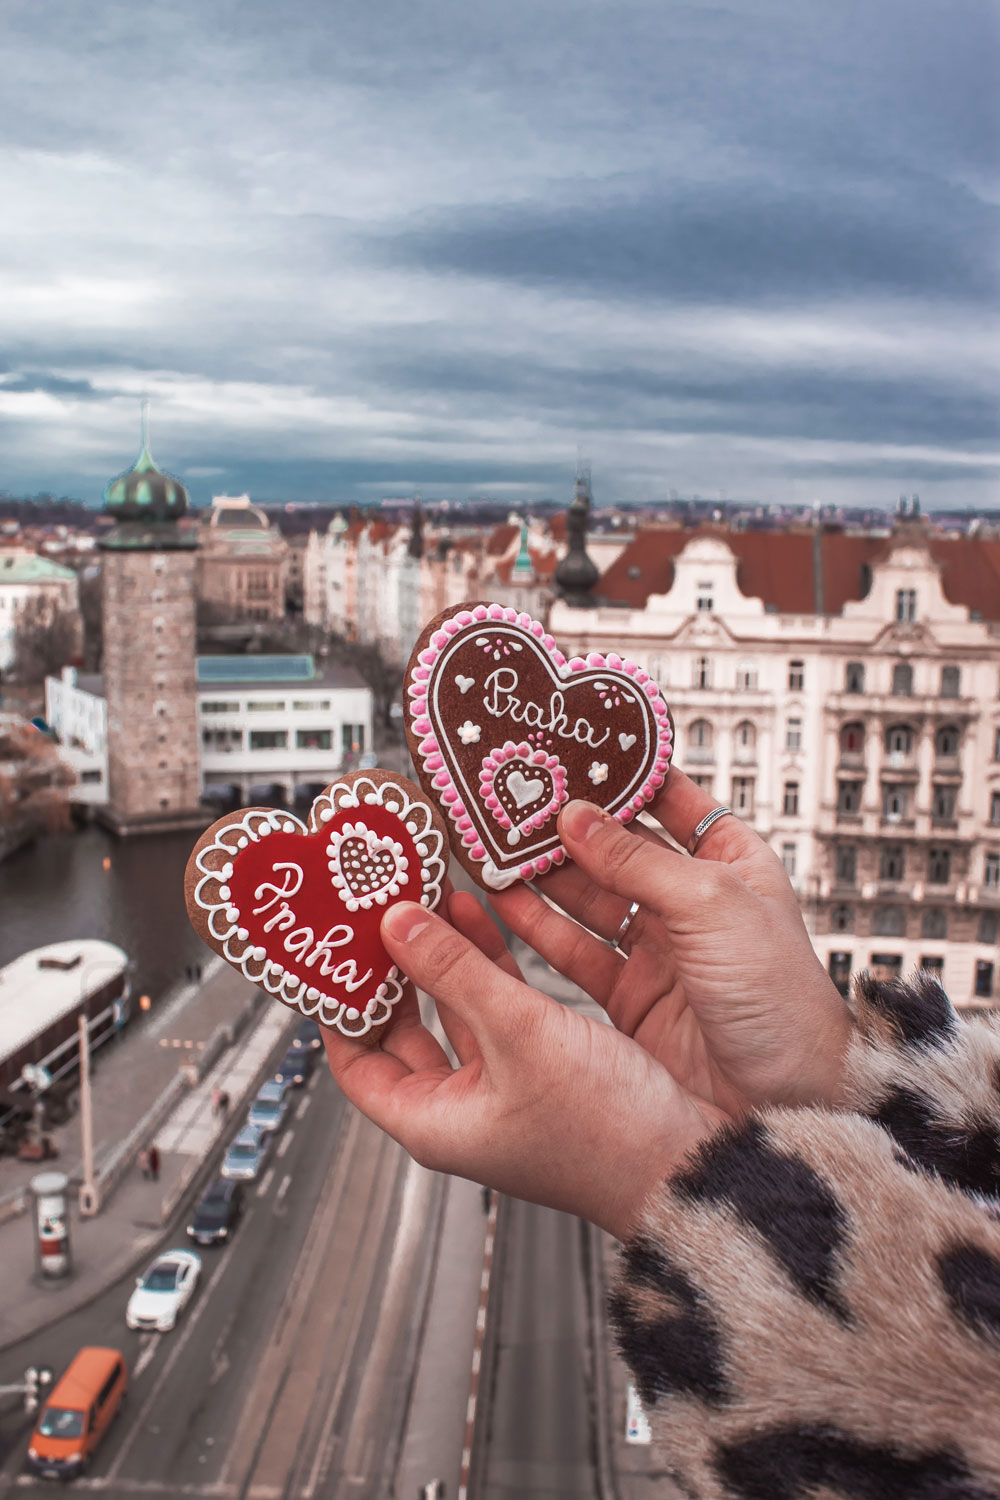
609,974,1000,1500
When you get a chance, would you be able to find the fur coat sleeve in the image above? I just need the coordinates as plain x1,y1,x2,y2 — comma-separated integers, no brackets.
608,973,1000,1499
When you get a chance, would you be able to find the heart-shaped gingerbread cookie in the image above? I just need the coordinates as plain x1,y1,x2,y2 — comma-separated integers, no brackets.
184,771,447,1037
404,601,673,889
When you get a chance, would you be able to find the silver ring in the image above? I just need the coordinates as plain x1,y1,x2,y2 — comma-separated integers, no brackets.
689,806,733,855
608,900,641,953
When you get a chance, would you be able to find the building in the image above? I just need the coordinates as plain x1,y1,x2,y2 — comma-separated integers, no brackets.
0,550,80,672
44,666,108,805
550,508,1000,1009
197,654,373,805
197,495,288,622
98,416,203,835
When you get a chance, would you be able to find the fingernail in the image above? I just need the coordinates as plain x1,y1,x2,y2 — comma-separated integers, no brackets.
560,799,610,842
383,902,432,942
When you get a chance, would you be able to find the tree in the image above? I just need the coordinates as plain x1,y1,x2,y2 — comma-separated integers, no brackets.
0,718,73,857
77,566,103,674
8,594,81,687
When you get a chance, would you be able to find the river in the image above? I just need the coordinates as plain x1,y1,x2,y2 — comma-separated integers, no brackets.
0,823,209,1003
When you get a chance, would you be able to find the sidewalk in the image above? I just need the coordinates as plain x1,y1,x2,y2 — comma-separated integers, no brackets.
0,961,295,1352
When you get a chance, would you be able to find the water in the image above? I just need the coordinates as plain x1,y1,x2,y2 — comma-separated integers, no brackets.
0,823,209,1003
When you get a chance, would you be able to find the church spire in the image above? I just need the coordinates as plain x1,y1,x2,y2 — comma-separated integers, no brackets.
554,465,599,605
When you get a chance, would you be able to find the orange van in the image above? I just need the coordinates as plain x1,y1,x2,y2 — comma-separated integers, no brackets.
27,1347,127,1479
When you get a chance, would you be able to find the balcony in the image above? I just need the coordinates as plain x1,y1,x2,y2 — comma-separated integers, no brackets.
684,747,715,764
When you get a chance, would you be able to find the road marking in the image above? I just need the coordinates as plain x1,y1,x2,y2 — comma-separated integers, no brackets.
257,1167,275,1197
276,1130,294,1157
274,1173,292,1205
132,1335,160,1379
105,1247,233,1482
295,1094,312,1121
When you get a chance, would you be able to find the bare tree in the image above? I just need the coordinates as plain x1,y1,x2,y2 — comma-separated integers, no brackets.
0,719,73,857
8,594,82,687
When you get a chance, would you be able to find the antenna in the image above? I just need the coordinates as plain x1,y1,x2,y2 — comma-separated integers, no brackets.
140,397,151,457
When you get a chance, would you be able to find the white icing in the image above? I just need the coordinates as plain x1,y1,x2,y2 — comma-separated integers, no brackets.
589,762,609,785
480,858,524,890
619,732,637,752
457,719,481,745
482,667,610,749
455,674,475,693
327,822,409,911
507,769,545,808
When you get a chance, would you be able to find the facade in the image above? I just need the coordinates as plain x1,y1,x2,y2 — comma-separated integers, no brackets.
44,667,108,804
550,514,1000,1009
197,655,373,804
197,495,288,622
99,421,203,835
0,550,80,671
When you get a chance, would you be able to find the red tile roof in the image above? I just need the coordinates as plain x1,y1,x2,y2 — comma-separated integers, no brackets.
486,523,519,556
598,526,1000,620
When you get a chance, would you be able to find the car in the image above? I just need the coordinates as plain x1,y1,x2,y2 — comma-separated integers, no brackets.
275,1046,314,1089
248,1089,289,1135
187,1178,244,1246
27,1349,127,1478
126,1250,201,1332
221,1123,270,1180
291,1018,322,1052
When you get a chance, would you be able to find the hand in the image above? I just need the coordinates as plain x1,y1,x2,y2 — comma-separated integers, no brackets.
321,892,728,1241
489,770,853,1118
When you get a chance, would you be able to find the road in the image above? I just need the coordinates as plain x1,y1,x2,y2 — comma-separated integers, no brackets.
0,1063,440,1500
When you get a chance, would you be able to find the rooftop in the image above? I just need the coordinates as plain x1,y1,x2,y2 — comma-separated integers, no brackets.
196,655,368,692
0,940,129,1067
0,553,77,584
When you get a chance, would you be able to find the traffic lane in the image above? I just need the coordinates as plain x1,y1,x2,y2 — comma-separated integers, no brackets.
480,1198,599,1500
0,1065,346,1492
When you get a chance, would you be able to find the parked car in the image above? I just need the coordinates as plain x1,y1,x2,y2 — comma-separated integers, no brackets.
126,1249,201,1332
187,1178,244,1246
27,1348,127,1479
275,1046,314,1089
221,1123,270,1180
291,1018,322,1052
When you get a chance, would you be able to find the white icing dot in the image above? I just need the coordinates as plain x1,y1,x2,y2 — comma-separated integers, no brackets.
364,794,378,804
365,999,378,1014
319,807,333,822
237,837,248,848
306,986,319,1001
226,906,239,922
221,863,234,879
252,946,267,962
282,821,296,833
346,1007,360,1020
270,960,284,975
237,927,249,941
218,884,231,901
259,825,271,837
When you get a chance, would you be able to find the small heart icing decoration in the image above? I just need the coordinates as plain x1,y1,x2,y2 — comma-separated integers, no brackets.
405,601,673,888
184,772,447,1037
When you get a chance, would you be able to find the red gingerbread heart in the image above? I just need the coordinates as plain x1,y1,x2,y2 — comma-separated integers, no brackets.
405,601,673,890
184,771,447,1038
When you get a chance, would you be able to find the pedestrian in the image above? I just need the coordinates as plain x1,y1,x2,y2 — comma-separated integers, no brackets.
217,1089,229,1119
138,1148,149,1180
196,963,203,981
147,1143,160,1182
321,772,1000,1495
211,1085,222,1116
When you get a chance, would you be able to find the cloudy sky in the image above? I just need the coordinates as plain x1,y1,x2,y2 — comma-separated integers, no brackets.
2,0,998,510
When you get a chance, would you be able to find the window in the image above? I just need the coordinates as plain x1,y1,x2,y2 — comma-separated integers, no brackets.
927,847,952,885
880,845,905,882
292,699,332,711
687,719,713,761
788,660,804,691
940,666,960,698
882,784,908,821
731,777,754,815
249,729,287,750
985,852,1000,890
845,662,865,694
936,724,960,758
995,727,1000,762
872,908,905,937
733,720,756,760
975,961,995,999
828,951,852,996
296,729,332,750
202,728,242,751
871,953,903,979
837,780,863,816
688,774,714,793
978,912,998,944
835,845,857,885
696,581,714,611
839,722,864,756
993,791,1000,827
735,662,758,691
831,908,854,934
933,784,957,822
921,909,947,940
885,724,913,756
247,700,286,713
781,843,797,877
891,663,913,696
693,656,711,689
341,724,366,754
81,769,103,784
920,955,944,979
895,588,917,623
785,718,802,751
782,782,799,816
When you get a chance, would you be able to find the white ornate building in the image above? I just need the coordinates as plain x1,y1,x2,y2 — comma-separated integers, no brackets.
551,512,1000,1009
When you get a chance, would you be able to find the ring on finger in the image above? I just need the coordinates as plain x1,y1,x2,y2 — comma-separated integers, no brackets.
607,900,641,955
688,805,733,855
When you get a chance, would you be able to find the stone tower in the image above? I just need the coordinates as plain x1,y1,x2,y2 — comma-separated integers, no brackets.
554,469,599,605
99,412,203,835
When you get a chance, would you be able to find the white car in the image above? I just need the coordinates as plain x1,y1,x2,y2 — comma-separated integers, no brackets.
126,1249,202,1332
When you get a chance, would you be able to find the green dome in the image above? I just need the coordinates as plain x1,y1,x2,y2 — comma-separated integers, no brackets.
103,416,188,521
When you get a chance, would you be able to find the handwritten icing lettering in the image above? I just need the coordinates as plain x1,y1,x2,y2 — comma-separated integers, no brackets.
252,862,304,914
482,668,610,750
